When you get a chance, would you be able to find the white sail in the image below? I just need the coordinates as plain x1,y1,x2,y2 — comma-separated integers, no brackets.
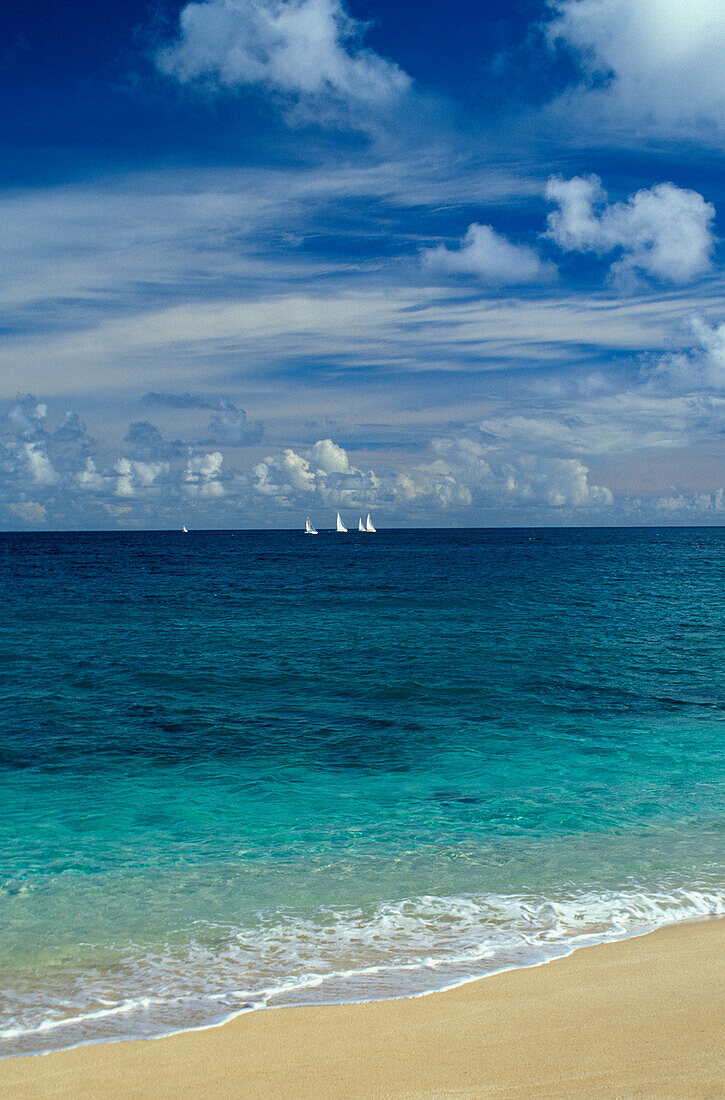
304,516,318,535
182,525,188,533
336,512,347,533
358,517,365,532
365,513,376,533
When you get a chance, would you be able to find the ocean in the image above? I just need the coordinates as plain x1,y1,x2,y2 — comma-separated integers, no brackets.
1,527,724,1056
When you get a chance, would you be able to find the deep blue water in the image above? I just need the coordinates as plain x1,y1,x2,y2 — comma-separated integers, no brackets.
1,528,724,1054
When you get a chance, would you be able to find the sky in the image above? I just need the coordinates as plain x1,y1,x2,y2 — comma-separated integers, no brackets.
3,0,725,529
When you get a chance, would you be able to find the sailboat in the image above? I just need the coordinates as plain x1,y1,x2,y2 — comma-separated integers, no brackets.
182,525,188,533
358,517,365,532
304,516,318,535
336,512,348,533
365,514,376,533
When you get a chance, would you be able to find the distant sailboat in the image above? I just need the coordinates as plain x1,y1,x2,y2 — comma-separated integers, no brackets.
365,514,376,533
358,517,365,532
336,512,348,533
304,516,318,535
182,525,188,533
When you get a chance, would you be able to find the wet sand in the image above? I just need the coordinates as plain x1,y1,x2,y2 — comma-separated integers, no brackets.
3,918,723,1099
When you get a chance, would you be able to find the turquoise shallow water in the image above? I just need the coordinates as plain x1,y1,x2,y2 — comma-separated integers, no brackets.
1,528,725,1054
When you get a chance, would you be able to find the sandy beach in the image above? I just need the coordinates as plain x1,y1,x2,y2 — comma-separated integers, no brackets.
3,917,723,1099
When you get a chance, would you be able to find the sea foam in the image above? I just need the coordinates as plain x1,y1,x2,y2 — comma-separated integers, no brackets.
2,883,723,1056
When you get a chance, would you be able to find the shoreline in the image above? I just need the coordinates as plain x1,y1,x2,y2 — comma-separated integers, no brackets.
4,897,723,1062
3,916,723,1098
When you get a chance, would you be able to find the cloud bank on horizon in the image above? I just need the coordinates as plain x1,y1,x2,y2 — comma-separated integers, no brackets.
2,0,725,528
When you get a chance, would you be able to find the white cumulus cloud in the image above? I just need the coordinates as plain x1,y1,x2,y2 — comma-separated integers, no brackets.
76,458,107,492
252,434,613,516
430,437,612,510
547,0,725,136
393,463,474,508
7,501,48,525
22,443,59,486
253,439,377,507
422,223,555,285
309,438,351,474
114,458,169,498
184,451,225,497
156,0,411,126
645,315,725,392
655,488,725,513
545,175,715,284
254,448,316,499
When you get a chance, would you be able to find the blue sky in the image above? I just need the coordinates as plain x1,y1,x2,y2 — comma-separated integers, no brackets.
3,0,725,528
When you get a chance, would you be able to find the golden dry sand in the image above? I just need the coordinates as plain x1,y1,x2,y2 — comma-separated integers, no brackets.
3,918,723,1099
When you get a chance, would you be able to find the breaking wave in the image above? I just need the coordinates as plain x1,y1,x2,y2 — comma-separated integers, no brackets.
2,882,723,1056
